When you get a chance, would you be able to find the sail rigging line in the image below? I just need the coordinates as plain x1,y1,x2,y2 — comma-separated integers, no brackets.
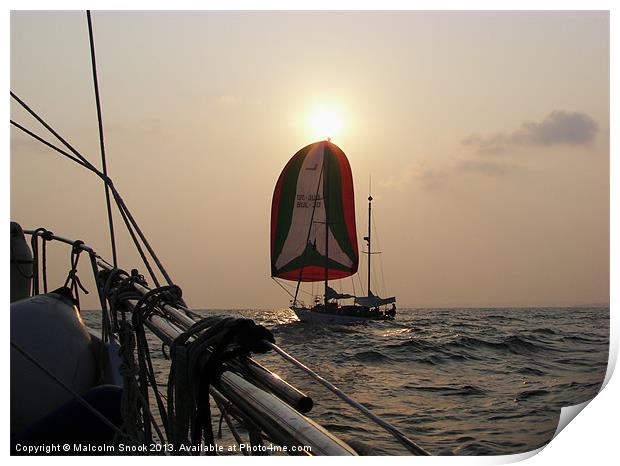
86,10,118,267
265,341,430,456
372,209,387,297
10,93,173,287
86,10,118,268
10,97,170,287
10,120,93,170
10,118,161,287
372,249,379,298
272,278,314,299
292,154,326,305
356,262,365,298
10,92,100,174
271,277,295,301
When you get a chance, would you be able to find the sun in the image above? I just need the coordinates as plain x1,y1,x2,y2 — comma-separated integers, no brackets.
308,107,344,141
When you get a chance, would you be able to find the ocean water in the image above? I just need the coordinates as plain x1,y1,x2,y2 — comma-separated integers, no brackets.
86,306,609,455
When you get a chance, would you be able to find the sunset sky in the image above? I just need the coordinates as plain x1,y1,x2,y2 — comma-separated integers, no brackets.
10,10,609,308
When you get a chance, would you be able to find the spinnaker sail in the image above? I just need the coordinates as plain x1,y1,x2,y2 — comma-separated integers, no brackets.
270,140,358,282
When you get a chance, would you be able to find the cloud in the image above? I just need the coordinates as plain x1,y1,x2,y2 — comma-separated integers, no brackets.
455,159,526,177
463,110,599,154
379,163,447,191
379,158,523,191
380,110,597,191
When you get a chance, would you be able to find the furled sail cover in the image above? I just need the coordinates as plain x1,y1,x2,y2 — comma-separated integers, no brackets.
354,292,397,308
326,285,354,300
271,140,359,282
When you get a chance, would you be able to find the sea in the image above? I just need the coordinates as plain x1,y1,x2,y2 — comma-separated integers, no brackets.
85,306,609,456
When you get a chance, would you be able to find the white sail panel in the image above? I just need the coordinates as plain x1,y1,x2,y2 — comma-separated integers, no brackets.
275,145,353,271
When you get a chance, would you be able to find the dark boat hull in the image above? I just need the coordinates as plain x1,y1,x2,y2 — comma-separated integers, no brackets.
292,304,395,324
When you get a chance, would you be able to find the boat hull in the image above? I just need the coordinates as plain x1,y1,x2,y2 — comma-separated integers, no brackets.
292,306,393,324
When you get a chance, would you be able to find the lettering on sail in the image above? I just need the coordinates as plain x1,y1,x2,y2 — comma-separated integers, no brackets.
296,194,322,209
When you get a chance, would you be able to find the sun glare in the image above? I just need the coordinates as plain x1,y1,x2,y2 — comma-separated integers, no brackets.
308,107,344,141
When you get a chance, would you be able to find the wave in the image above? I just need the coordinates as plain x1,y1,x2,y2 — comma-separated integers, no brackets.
456,335,547,354
386,334,550,358
562,334,603,344
386,339,438,352
517,367,546,376
405,384,486,396
553,380,603,393
453,442,501,455
515,388,550,401
529,328,557,335
485,314,525,322
352,350,392,362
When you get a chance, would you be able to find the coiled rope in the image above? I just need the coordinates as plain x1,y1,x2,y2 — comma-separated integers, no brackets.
166,316,274,454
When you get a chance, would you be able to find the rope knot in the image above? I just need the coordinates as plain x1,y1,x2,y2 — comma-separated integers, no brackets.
41,230,54,241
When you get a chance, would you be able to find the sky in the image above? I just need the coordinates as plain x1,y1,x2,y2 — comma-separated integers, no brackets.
10,10,610,309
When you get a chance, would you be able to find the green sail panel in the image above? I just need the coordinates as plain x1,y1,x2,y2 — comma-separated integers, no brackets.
270,141,359,282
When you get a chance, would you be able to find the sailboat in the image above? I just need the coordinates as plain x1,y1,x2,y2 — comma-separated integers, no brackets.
271,140,397,324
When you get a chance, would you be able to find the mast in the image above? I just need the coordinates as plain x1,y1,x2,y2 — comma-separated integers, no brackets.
324,144,329,306
367,195,372,297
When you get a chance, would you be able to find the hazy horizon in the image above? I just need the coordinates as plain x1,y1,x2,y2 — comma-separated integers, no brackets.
78,303,611,313
10,10,610,309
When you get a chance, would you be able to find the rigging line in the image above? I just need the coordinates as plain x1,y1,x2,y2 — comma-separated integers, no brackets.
358,245,366,296
10,96,170,287
87,10,118,268
10,120,92,170
111,190,161,287
10,92,99,173
356,258,364,297
271,277,295,301
372,210,387,296
372,250,379,298
273,277,313,297
10,119,162,287
102,179,173,285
